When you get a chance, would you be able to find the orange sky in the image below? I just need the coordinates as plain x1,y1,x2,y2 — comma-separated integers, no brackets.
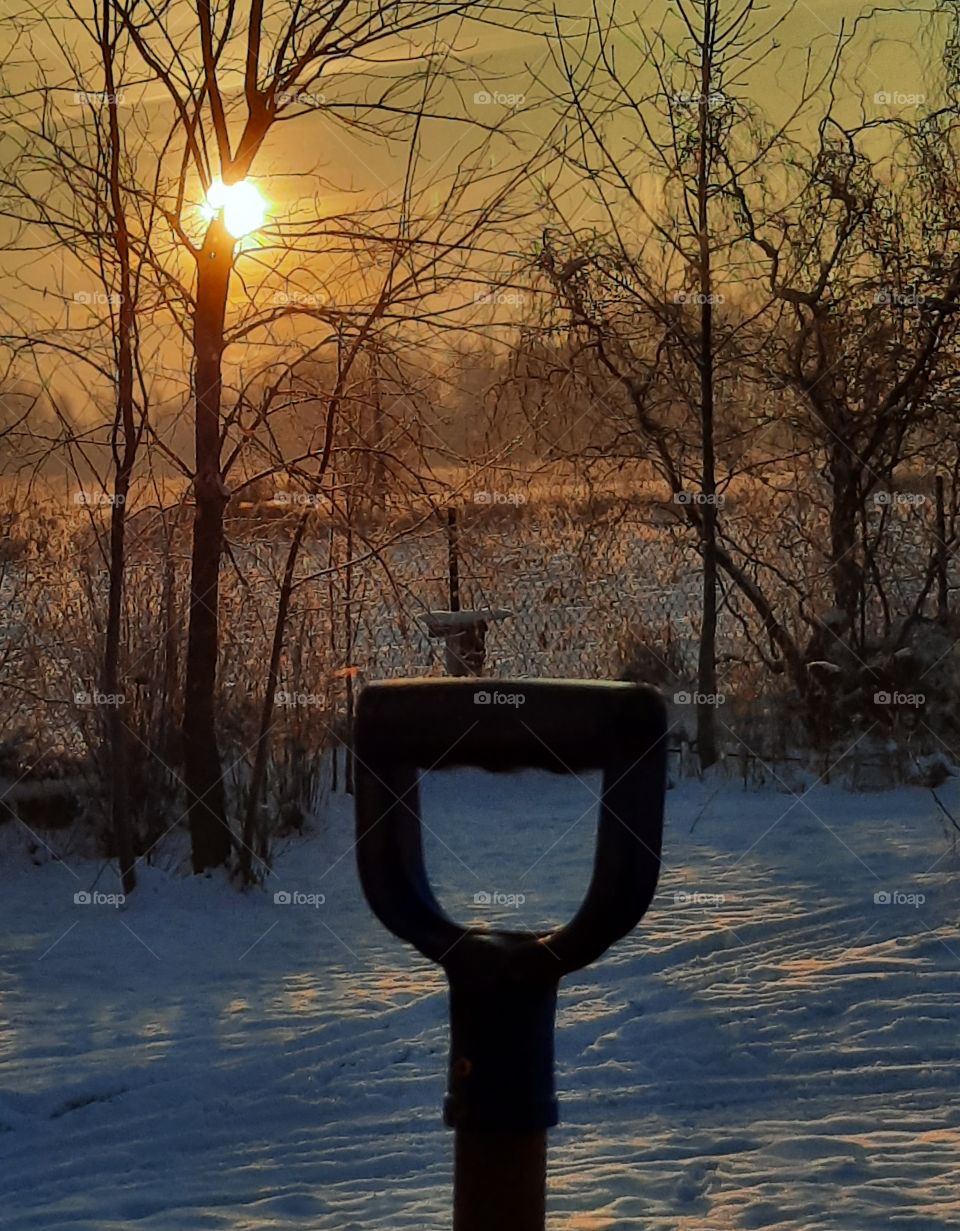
0,0,942,416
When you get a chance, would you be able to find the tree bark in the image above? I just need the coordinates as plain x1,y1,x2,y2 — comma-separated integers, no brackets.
827,444,862,639
100,0,136,894
104,491,136,894
695,1,719,771
239,511,309,884
936,473,949,623
184,222,234,872
161,536,181,760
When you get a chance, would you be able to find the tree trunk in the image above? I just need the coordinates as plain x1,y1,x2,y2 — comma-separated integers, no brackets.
239,512,309,884
104,493,136,894
827,446,862,640
184,222,234,872
695,2,719,771
343,520,356,796
101,5,136,894
936,473,949,624
161,536,181,760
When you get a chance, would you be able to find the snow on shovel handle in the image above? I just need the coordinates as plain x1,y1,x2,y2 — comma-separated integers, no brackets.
354,678,667,1134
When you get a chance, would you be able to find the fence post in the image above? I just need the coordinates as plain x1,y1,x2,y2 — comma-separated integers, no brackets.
447,506,460,613
936,474,949,624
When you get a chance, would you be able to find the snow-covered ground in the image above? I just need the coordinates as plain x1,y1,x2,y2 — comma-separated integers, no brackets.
2,770,959,1230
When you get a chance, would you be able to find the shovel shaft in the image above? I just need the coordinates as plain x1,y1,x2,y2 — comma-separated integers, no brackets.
453,1129,547,1231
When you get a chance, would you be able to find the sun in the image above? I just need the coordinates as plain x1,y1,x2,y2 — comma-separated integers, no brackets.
200,177,268,239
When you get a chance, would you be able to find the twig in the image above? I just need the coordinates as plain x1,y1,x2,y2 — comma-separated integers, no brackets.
689,785,720,834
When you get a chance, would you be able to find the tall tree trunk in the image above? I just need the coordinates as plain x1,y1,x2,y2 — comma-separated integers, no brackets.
161,536,180,760
100,0,136,894
239,511,309,884
936,473,949,624
104,492,136,894
369,352,387,511
184,221,234,872
343,520,356,796
695,1,719,771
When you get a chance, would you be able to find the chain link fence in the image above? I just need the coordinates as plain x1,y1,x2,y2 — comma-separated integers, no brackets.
330,488,960,784
2,483,959,797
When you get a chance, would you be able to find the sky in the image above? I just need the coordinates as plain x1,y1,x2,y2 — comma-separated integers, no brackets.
241,1,940,217
0,0,945,416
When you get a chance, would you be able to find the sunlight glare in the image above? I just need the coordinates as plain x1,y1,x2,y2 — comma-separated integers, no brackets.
200,177,268,239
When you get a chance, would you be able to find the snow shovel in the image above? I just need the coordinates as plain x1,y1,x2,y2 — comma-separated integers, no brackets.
354,678,667,1231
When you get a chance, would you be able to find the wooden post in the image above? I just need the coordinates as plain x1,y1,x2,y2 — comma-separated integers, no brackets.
447,506,460,613
454,1130,547,1231
936,474,949,624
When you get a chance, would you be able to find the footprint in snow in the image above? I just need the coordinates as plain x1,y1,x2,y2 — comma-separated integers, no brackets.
673,1160,718,1207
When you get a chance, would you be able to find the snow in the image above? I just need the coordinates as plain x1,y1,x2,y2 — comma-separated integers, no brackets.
2,771,959,1229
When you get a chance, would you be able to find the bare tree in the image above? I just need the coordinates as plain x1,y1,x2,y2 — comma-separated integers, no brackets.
1,0,553,875
0,5,170,889
733,110,960,656
97,0,141,893
117,0,551,870
535,0,825,758
521,1,960,752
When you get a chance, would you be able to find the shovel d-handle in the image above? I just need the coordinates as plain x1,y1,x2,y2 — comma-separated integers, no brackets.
354,678,667,1139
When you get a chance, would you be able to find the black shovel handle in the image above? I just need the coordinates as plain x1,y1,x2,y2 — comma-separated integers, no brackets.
354,678,667,983
354,678,667,1230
